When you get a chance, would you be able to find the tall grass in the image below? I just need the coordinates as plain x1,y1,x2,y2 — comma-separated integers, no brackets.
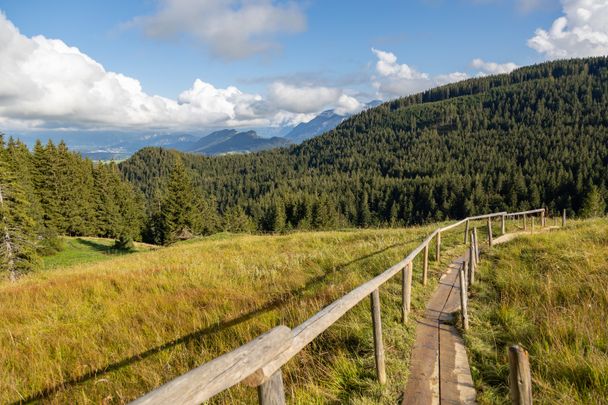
0,223,476,404
466,218,608,404
42,237,157,270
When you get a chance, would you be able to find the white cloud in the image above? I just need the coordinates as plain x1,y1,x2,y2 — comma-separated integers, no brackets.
268,82,362,115
528,0,608,59
471,58,519,75
371,48,468,99
131,0,306,60
0,12,359,131
436,72,469,85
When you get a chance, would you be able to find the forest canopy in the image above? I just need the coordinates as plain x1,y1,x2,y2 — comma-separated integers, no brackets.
120,56,608,236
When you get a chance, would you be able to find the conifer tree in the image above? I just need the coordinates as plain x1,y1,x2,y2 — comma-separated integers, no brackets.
0,137,38,280
580,186,606,218
158,158,198,244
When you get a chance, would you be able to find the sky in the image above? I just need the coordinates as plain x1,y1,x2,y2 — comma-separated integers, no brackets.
0,0,607,134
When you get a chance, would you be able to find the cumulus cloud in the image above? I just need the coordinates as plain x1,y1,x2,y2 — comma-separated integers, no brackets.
371,48,468,99
130,0,306,60
528,0,608,59
471,58,519,75
0,12,359,131
268,82,362,115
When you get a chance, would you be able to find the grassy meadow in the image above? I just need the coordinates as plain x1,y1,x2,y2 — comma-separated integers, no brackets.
466,218,608,404
42,237,158,270
0,222,486,404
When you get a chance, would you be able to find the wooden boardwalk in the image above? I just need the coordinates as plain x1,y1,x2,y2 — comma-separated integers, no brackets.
402,253,476,405
402,231,537,404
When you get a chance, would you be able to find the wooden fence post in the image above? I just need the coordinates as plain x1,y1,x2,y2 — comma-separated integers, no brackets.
469,243,475,285
523,214,527,231
487,217,493,247
562,209,567,227
464,219,470,244
508,345,532,405
370,289,386,384
501,214,506,235
422,244,429,285
436,231,441,262
459,263,469,331
541,210,545,227
531,217,535,233
258,370,286,405
473,227,480,263
402,261,413,323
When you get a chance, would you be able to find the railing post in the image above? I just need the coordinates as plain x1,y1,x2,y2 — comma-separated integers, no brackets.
562,209,566,227
435,231,441,262
531,217,535,233
402,261,413,323
487,217,493,247
501,214,506,235
459,263,469,331
473,227,480,263
469,242,475,285
523,214,527,231
508,345,532,405
370,289,386,384
541,209,545,227
464,219,470,243
258,369,286,405
423,244,429,285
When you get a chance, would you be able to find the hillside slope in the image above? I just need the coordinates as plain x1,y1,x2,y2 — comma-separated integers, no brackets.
467,219,608,404
0,225,468,403
121,57,608,230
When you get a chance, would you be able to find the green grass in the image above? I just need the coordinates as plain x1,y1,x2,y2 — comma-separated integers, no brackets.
42,237,157,270
466,218,608,404
0,222,481,404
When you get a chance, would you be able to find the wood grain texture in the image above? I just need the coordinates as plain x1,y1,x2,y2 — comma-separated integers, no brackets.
130,326,292,405
257,370,286,405
509,345,532,405
459,264,469,331
402,262,413,323
371,289,386,384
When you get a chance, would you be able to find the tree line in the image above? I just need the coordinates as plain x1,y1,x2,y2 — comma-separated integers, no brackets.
3,56,608,279
0,137,144,280
121,57,608,235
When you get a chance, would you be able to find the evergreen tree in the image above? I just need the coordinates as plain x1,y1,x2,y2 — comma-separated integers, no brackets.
223,206,255,233
0,137,39,280
580,186,606,218
158,158,198,244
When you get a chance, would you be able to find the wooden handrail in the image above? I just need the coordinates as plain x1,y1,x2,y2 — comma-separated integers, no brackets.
506,208,545,217
132,207,547,403
130,326,292,405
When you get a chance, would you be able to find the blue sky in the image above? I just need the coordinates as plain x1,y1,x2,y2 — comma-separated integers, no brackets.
0,0,606,132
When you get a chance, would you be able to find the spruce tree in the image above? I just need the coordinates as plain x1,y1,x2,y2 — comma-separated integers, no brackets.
580,186,606,218
159,158,198,244
0,137,39,280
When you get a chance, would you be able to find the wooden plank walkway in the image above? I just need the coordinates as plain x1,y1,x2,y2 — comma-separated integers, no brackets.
402,229,548,404
402,253,476,405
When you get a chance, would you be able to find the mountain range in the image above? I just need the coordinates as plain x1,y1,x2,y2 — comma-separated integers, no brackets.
68,100,383,160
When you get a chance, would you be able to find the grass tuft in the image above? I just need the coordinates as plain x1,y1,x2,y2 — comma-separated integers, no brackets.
466,218,608,404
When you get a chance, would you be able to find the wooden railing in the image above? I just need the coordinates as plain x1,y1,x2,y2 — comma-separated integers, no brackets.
131,208,554,405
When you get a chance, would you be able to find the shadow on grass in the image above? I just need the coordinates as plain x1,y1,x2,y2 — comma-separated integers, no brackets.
75,238,133,255
16,237,421,404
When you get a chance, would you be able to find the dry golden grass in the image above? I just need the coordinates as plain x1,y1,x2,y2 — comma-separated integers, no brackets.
1,221,487,404
467,218,608,404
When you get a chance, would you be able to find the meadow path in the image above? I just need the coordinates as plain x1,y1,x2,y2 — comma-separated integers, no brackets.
402,232,520,404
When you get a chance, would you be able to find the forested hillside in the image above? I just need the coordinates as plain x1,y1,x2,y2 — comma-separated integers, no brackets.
0,137,143,280
121,57,608,238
